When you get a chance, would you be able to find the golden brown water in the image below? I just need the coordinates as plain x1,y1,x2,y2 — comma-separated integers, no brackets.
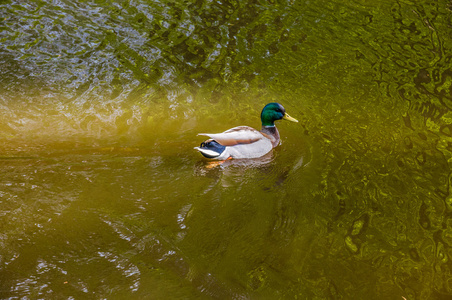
1,0,452,299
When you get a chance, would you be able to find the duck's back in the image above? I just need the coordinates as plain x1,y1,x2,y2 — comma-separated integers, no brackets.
198,126,262,146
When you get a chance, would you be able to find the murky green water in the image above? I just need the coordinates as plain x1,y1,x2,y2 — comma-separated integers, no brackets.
1,0,452,298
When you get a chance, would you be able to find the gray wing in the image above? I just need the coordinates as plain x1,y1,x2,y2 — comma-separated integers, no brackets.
198,126,264,146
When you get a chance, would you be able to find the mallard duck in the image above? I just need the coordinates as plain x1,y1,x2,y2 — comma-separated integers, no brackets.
194,103,298,160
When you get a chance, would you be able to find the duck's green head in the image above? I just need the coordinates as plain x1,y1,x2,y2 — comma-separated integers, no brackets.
260,103,298,127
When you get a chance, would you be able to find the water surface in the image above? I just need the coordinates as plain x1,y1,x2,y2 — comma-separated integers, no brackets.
1,0,452,299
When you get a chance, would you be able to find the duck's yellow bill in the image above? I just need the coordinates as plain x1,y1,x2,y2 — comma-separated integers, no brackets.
283,113,298,123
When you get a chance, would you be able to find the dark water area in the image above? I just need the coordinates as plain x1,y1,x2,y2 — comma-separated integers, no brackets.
1,0,452,299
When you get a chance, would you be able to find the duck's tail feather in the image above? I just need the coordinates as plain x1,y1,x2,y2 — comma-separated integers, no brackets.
194,140,228,159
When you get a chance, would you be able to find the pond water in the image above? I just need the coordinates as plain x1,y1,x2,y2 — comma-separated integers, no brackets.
1,0,452,299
